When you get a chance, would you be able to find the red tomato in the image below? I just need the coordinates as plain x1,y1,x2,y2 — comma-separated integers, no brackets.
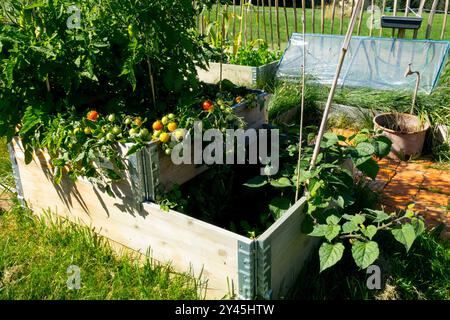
202,100,214,112
87,110,99,122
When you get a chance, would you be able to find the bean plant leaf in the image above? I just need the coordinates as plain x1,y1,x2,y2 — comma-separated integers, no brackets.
322,132,339,147
373,136,392,158
243,175,268,188
363,225,378,240
366,209,390,223
391,224,417,252
351,240,379,269
412,219,425,237
356,158,379,180
356,142,376,157
270,177,292,188
269,197,291,220
309,224,340,241
342,221,359,234
319,242,345,272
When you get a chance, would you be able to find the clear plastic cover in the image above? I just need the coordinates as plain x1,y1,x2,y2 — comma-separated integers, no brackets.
276,33,450,94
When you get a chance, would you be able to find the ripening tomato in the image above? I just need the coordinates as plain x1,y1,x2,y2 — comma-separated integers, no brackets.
87,110,99,122
235,96,243,104
159,132,170,143
167,122,177,132
134,117,143,127
152,120,163,131
202,100,214,112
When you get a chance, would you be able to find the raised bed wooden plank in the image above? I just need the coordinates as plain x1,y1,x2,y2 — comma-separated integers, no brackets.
10,138,251,299
196,61,279,87
256,197,317,299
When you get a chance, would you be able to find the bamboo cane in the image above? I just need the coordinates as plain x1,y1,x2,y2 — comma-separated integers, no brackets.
220,5,227,91
311,0,315,33
309,0,363,171
295,0,307,201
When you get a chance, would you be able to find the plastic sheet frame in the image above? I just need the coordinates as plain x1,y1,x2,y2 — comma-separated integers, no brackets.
276,33,450,94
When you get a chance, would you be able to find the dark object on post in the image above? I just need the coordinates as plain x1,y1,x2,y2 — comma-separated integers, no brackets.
381,16,423,30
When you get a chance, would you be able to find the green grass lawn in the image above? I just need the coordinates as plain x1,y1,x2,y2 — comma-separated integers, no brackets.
0,140,202,300
204,6,450,49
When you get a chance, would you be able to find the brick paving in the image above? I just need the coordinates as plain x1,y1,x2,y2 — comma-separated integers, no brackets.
376,158,450,238
331,128,450,238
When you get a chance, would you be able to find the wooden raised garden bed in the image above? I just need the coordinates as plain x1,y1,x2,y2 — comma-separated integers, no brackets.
196,61,279,88
7,92,316,299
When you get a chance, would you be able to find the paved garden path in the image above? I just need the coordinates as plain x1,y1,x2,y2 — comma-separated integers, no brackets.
332,128,450,238
376,158,450,238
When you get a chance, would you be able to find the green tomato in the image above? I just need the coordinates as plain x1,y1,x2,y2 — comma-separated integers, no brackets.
108,114,116,122
168,113,176,120
129,128,139,137
112,126,121,135
73,127,81,135
165,148,172,156
35,26,42,39
128,24,136,38
139,128,150,139
106,133,115,141
161,116,169,125
124,118,132,125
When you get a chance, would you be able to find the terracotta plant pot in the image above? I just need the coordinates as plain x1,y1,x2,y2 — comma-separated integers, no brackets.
373,113,430,160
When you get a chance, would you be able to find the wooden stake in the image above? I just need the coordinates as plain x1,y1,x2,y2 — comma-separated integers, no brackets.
321,0,325,33
442,0,449,39
309,0,363,171
392,0,398,37
263,0,268,43
357,0,365,36
311,0,315,34
257,0,261,40
232,0,237,38
294,0,298,33
275,0,281,49
369,0,374,37
283,0,290,42
269,0,275,48
426,0,440,39
413,0,426,39
331,0,337,34
379,0,386,37
339,0,345,35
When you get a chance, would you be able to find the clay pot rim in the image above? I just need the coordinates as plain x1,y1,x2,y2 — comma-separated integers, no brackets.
373,112,430,135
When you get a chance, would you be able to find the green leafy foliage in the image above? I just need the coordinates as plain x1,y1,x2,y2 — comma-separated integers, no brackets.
0,0,212,143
